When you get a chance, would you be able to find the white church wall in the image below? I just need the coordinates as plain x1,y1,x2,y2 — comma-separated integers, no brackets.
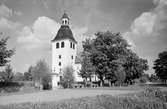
52,38,77,88
52,39,76,74
52,74,59,89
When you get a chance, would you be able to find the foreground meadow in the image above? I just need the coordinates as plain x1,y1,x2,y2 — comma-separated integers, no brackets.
0,86,167,109
0,87,167,109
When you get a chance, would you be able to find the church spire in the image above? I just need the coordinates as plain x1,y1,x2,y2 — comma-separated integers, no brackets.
61,11,69,26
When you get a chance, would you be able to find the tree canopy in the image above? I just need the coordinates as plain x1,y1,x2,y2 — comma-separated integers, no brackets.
61,66,75,88
153,50,167,82
0,36,14,67
0,65,14,82
82,31,148,85
79,50,95,82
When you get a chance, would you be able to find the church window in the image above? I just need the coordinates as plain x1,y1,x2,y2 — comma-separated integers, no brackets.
70,42,72,48
61,42,64,48
65,20,67,25
60,76,62,81
59,55,61,59
56,42,59,48
73,43,75,49
59,62,61,66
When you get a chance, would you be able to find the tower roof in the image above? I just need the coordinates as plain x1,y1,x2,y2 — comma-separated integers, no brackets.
52,25,77,43
61,12,69,19
52,12,77,43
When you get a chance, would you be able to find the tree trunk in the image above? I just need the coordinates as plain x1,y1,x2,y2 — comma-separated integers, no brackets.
100,80,104,87
109,80,111,87
99,76,104,87
89,77,92,82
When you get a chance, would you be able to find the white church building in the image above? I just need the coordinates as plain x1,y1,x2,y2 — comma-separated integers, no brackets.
51,12,82,89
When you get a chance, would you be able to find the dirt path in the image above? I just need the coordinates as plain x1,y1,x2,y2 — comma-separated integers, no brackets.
0,89,141,105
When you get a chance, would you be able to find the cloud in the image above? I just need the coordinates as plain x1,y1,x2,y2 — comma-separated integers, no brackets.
17,16,90,52
0,17,21,38
124,0,167,47
0,4,22,18
0,17,20,30
131,12,157,36
17,17,89,53
17,16,60,50
0,4,12,18
0,4,22,37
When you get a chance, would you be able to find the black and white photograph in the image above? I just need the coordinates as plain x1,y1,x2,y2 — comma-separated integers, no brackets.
0,0,167,108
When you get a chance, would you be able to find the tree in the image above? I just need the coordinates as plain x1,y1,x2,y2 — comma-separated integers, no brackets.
13,72,24,81
0,36,14,67
149,74,159,82
82,31,149,86
23,72,33,81
83,32,130,86
23,66,34,81
79,50,95,82
61,66,75,88
123,49,149,84
0,65,14,82
153,50,167,83
32,60,51,89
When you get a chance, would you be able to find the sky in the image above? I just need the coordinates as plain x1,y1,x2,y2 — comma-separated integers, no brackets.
0,0,167,74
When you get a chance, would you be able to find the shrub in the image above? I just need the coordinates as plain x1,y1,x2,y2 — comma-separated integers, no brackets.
139,76,147,83
0,82,23,93
141,87,166,102
0,65,14,83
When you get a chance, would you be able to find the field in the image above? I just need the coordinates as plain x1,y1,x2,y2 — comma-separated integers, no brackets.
0,85,167,109
0,85,146,105
0,86,167,109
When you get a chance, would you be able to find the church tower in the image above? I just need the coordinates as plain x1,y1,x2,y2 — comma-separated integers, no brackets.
51,12,77,89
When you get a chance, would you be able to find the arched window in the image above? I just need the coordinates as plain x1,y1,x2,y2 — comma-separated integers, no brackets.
65,20,67,25
61,42,64,48
56,42,59,48
70,42,72,48
73,43,75,49
59,55,61,59
59,62,61,66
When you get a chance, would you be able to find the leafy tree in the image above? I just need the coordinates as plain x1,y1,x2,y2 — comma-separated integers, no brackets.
153,50,167,83
79,50,95,82
13,72,24,81
0,36,14,67
114,65,126,86
0,65,14,82
61,66,75,88
32,60,51,89
123,49,149,84
83,31,130,85
149,74,159,82
23,66,34,81
82,31,149,86
23,72,33,81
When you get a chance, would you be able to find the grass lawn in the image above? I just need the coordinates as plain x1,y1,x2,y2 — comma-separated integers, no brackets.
0,85,166,106
0,85,145,105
